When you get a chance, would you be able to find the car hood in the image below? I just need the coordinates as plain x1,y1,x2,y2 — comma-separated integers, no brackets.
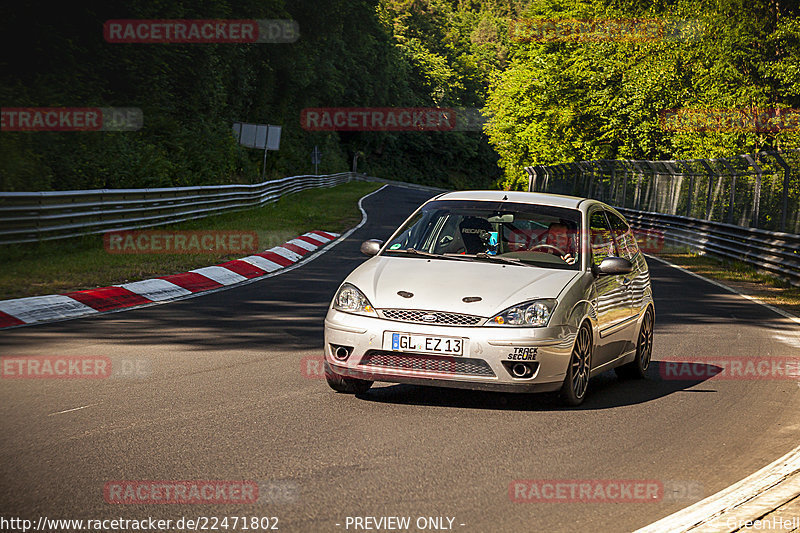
344,256,580,317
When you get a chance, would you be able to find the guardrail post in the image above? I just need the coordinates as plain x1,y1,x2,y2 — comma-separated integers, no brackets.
645,161,660,211
664,161,680,214
680,161,694,217
610,164,617,204
699,160,715,220
621,162,629,208
571,163,579,195
768,152,791,233
525,166,536,192
578,162,587,197
631,161,644,210
720,159,738,225
742,154,763,228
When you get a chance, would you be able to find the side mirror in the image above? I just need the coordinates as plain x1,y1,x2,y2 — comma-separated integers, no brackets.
596,256,633,276
360,239,384,257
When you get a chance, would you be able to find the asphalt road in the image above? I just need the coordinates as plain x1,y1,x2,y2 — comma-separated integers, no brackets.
1,185,799,533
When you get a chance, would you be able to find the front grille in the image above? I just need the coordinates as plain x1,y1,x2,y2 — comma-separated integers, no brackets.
380,309,483,326
360,351,495,377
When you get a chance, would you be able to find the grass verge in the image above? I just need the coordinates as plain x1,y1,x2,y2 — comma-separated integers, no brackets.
651,244,800,317
0,181,382,301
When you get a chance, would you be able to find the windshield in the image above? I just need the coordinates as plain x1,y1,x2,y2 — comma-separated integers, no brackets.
383,200,581,270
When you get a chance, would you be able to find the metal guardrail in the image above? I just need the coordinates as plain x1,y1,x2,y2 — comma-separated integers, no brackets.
525,151,800,285
617,208,800,284
0,172,361,245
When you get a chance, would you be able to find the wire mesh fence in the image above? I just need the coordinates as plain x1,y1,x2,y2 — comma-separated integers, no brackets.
525,150,800,234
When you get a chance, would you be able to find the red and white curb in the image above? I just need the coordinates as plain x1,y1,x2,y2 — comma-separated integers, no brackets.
0,230,339,330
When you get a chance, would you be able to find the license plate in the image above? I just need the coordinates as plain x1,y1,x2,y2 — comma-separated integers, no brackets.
384,332,464,356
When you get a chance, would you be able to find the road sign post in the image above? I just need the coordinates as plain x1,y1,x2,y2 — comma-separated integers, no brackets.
232,122,281,180
311,146,322,175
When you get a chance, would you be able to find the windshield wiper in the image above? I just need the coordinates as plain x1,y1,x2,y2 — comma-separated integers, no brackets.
462,253,531,266
387,248,451,259
405,247,442,258
388,248,475,262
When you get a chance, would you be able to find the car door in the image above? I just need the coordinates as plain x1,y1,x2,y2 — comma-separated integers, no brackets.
607,209,650,350
606,209,642,310
588,209,633,366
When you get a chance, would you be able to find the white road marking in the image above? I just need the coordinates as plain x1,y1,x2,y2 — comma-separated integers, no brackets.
772,332,800,349
48,404,98,416
645,254,800,326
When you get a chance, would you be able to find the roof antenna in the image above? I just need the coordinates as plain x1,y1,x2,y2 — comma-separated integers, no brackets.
502,194,508,200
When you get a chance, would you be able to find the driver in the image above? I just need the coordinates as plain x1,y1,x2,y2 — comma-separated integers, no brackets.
541,222,577,264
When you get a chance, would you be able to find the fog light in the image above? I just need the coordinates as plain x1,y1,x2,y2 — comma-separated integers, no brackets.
332,345,353,361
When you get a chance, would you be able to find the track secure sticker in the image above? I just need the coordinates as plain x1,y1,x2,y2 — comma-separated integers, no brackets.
507,347,538,361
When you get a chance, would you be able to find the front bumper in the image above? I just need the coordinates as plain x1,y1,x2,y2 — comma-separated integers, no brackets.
323,309,577,393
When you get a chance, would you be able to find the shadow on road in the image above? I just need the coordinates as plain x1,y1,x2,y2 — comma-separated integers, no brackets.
354,361,720,411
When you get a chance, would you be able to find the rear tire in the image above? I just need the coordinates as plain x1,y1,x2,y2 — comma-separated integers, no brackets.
615,307,654,380
560,323,593,406
324,361,373,394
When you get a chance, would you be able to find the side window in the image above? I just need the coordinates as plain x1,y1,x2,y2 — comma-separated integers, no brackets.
607,211,638,260
589,210,616,266
387,211,425,250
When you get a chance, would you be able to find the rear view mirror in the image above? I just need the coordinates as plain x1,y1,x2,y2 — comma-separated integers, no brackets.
360,239,384,256
488,213,514,223
597,256,633,275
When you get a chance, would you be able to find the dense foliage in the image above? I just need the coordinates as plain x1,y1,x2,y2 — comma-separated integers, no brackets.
2,0,799,192
485,0,800,189
0,0,503,191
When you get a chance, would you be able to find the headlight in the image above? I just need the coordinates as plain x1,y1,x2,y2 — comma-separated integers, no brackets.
332,283,377,316
488,299,557,327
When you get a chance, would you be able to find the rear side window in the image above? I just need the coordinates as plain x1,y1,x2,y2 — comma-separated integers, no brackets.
606,211,639,260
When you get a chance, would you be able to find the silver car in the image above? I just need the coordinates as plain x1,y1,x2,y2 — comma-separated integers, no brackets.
323,191,654,405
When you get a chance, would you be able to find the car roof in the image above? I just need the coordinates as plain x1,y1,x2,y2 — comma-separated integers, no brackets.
433,190,593,210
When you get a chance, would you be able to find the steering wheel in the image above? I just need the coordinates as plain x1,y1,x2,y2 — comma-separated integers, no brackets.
528,243,567,256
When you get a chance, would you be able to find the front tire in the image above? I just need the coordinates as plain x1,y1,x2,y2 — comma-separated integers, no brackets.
615,307,654,380
560,323,593,406
324,361,373,394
